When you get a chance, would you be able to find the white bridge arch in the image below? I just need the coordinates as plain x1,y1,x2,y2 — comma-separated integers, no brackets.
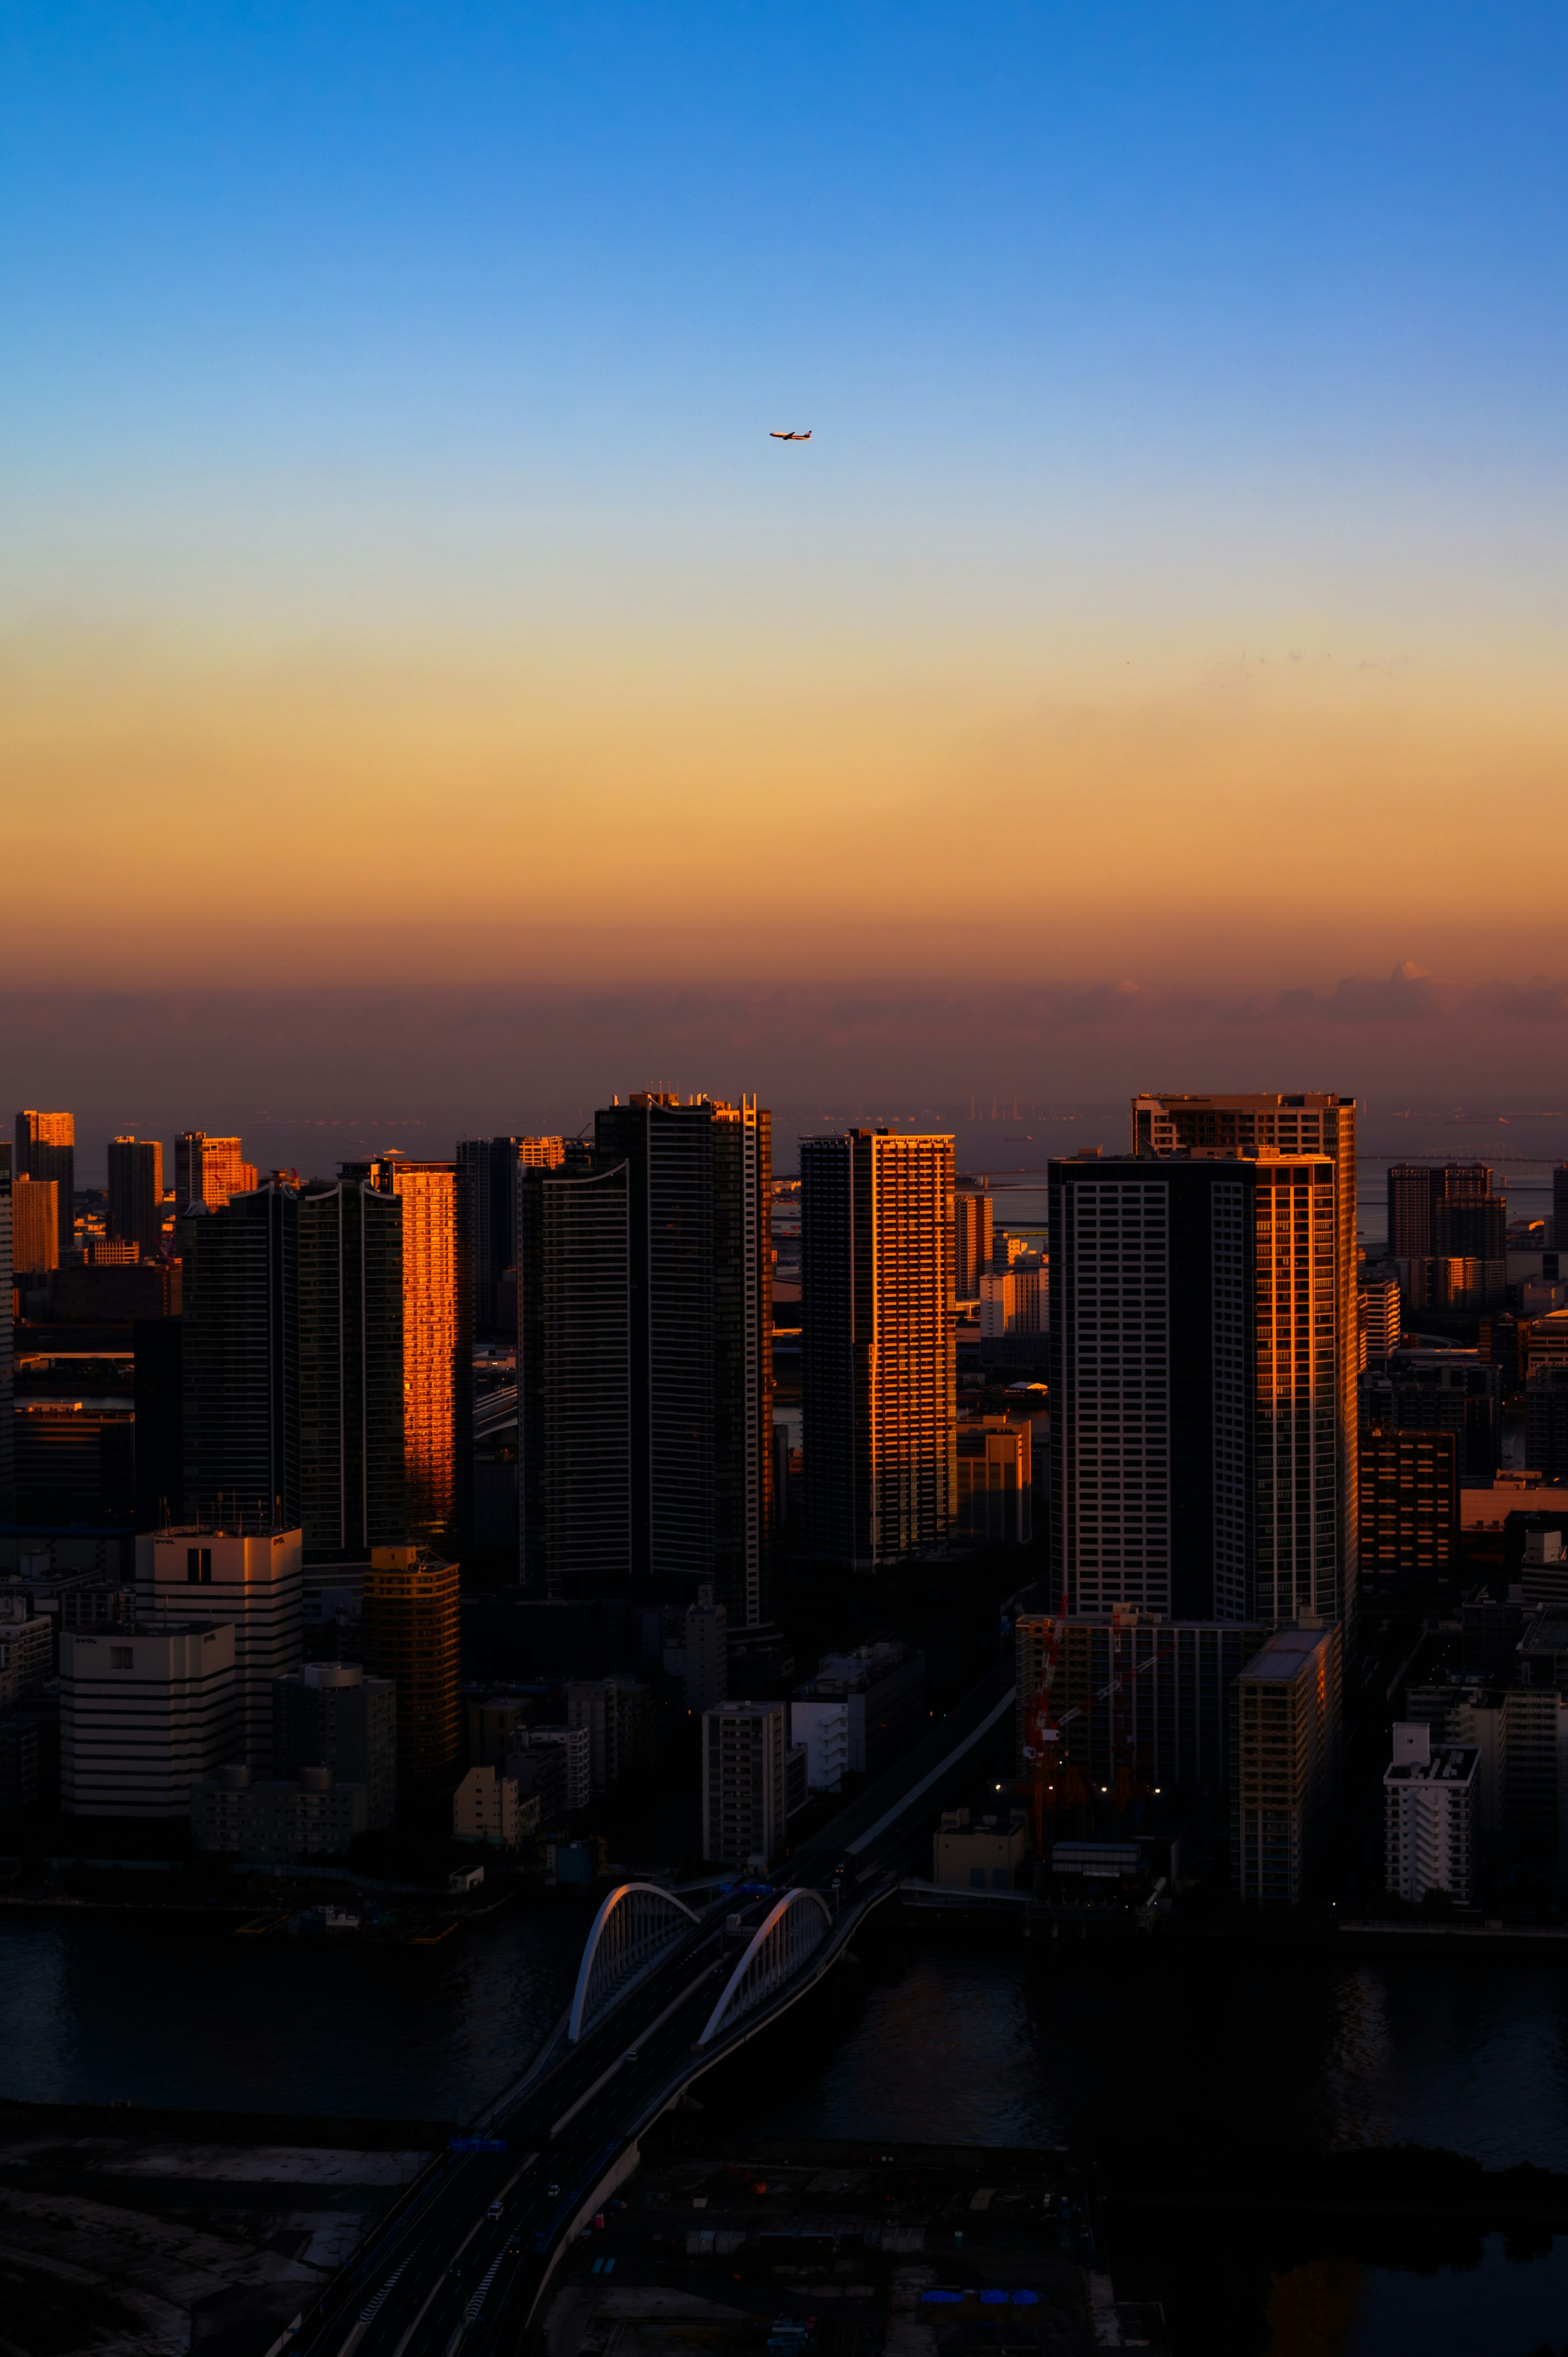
568,1882,699,2042
697,1887,834,2046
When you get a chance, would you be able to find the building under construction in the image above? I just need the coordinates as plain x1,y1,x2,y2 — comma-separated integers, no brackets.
1015,1607,1265,1816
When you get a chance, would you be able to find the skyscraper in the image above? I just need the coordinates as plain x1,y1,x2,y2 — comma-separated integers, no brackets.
175,1133,256,1214
1129,1093,1358,1626
1555,1165,1568,1251
10,1178,60,1276
800,1128,956,1570
296,1177,405,1554
363,1546,461,1800
14,1112,74,1261
517,1094,772,1620
456,1135,568,1334
955,1187,994,1301
342,1159,470,1551
1387,1162,1506,1309
180,1187,299,1528
107,1136,165,1260
518,1158,632,1594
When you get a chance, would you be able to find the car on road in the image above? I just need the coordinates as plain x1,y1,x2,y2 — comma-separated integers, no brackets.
487,2198,505,2218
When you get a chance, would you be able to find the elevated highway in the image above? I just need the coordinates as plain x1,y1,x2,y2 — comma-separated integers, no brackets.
290,1659,1016,2357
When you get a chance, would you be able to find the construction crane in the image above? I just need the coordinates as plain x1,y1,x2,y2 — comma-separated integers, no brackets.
1020,1608,1176,1853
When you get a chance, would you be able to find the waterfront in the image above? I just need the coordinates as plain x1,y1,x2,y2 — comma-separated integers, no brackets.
5,1908,1568,2350
4,1909,1568,2164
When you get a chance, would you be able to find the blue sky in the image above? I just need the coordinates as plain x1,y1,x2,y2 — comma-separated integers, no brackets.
1,2,1565,994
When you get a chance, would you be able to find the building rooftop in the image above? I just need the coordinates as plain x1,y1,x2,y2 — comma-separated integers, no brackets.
1239,1624,1334,1683
1385,1747,1479,1785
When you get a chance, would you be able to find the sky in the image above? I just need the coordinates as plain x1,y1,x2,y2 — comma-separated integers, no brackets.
2,2,1566,1095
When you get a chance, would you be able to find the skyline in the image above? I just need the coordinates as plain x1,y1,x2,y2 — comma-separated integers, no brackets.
3,3,1566,990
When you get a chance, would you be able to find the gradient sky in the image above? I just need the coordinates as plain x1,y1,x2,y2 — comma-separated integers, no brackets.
2,2,1566,995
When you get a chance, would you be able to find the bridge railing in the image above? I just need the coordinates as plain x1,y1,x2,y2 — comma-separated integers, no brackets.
696,1887,833,2045
567,1882,700,2042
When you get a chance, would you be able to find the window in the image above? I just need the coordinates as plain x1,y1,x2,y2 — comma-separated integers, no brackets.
992,1867,1011,1890
969,1866,986,1889
187,1547,212,1584
110,1647,134,1671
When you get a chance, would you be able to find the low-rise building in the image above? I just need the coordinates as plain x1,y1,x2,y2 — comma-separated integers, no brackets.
452,1762,536,1848
933,1807,1027,1891
272,1661,397,1831
62,1621,239,1818
513,1722,590,1814
566,1676,653,1792
0,1602,53,1706
791,1694,851,1792
789,1643,925,1792
1383,1721,1479,1904
190,1761,368,1861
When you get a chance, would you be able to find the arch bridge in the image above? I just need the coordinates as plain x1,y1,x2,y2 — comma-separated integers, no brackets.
697,1887,834,2046
568,1882,700,2042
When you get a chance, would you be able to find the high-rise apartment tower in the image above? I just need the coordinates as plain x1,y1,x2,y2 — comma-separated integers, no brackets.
457,1135,569,1334
800,1128,956,1570
14,1112,74,1261
518,1095,771,1622
107,1137,165,1261
175,1133,256,1214
343,1160,471,1552
1127,1093,1358,1626
955,1189,994,1301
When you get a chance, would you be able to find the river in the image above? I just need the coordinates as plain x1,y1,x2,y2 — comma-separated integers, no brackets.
2,1906,1567,2352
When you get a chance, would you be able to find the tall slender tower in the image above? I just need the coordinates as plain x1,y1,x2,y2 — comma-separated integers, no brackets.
14,1111,74,1261
341,1159,471,1552
1129,1093,1358,1628
518,1157,632,1595
296,1178,406,1554
517,1094,772,1620
180,1186,299,1528
954,1188,994,1301
107,1136,165,1260
800,1128,956,1570
456,1135,568,1334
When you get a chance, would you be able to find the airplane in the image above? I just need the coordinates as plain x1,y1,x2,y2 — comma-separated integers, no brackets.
770,429,811,440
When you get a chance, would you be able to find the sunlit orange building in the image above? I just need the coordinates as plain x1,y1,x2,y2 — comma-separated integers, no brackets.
343,1157,471,1550
362,1545,461,1798
176,1132,258,1213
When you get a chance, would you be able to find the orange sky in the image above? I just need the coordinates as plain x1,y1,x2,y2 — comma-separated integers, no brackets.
4,617,1561,988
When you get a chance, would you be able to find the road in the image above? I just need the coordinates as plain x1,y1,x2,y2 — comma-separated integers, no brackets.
292,1657,1016,2357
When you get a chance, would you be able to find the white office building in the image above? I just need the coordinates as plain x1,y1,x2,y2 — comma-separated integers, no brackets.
1384,1720,1479,1904
62,1621,239,1818
137,1526,303,1769
452,1762,537,1848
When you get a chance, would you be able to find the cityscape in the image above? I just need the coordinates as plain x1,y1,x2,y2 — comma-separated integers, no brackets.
4,1095,1568,2354
4,4,1568,2355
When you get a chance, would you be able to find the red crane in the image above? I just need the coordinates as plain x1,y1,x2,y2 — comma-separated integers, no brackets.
1020,1606,1175,1853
